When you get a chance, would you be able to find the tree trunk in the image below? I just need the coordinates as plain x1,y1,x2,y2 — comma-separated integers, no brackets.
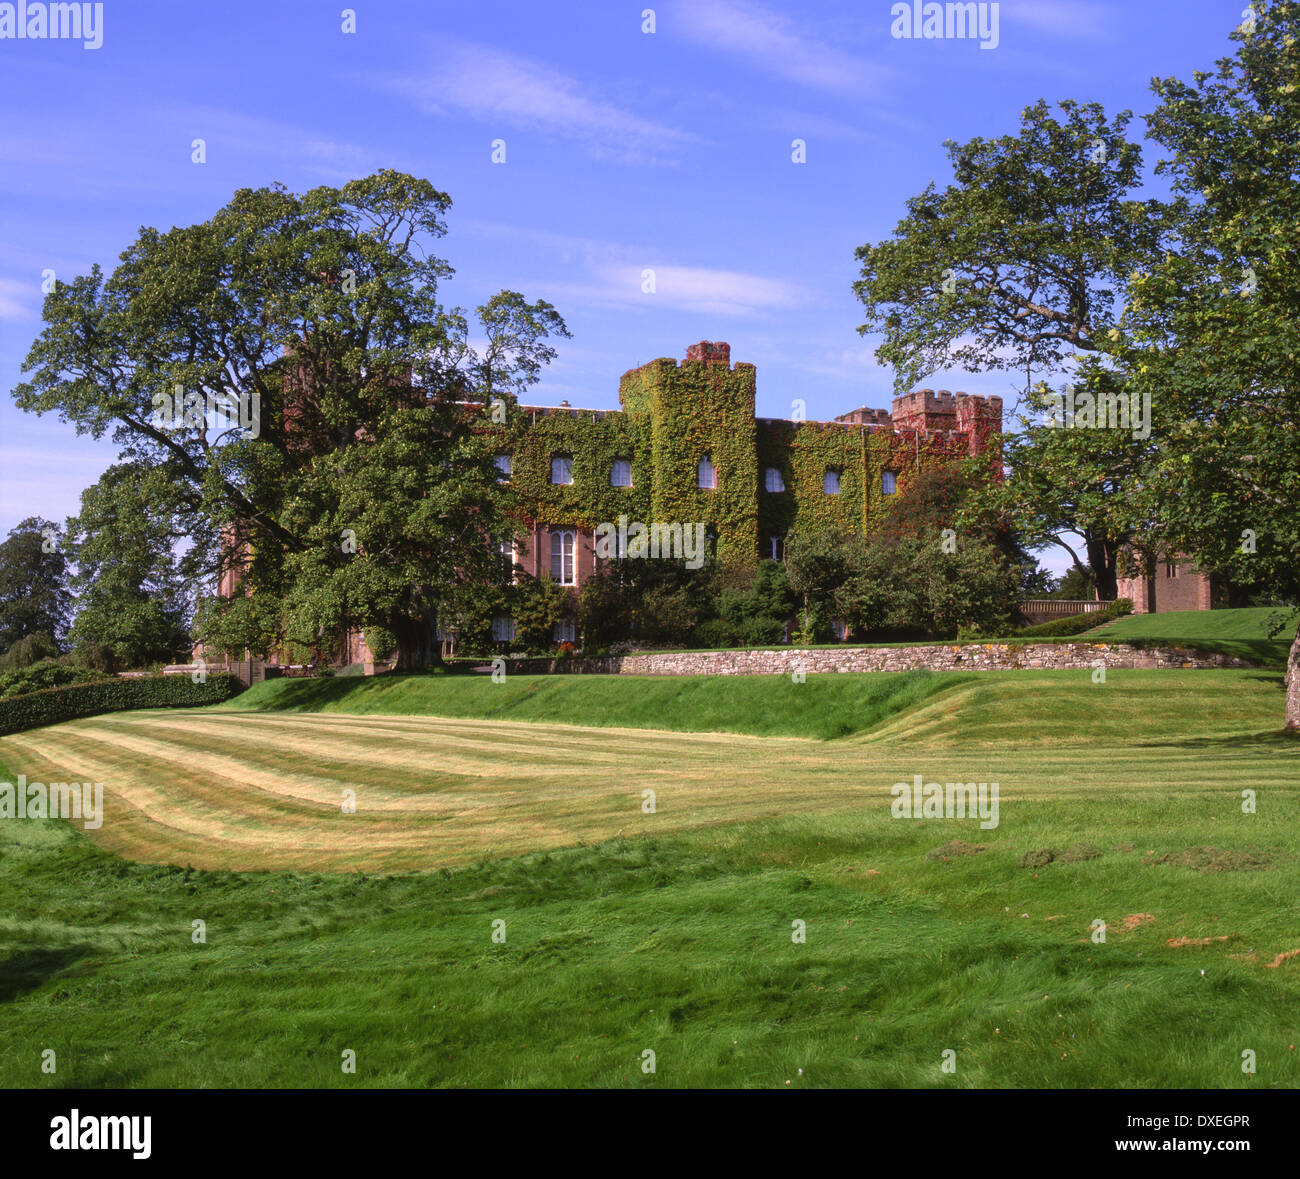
1084,533,1119,601
393,615,439,670
1286,622,1300,732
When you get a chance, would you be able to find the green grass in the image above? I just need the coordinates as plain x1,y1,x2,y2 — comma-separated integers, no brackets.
1085,606,1298,667
0,667,1297,1088
219,667,961,740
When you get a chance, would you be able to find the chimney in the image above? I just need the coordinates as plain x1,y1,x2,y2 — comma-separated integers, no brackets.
685,340,731,367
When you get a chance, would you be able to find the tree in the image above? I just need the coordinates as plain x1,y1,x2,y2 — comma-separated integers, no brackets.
66,465,193,668
1122,0,1300,728
0,517,71,653
13,171,569,669
854,99,1160,393
967,367,1151,600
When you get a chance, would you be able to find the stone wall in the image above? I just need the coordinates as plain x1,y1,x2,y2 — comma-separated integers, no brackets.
493,642,1252,677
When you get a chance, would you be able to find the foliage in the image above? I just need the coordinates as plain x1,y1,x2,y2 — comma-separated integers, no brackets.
0,659,108,700
12,170,567,671
1012,598,1133,637
0,673,242,736
0,518,71,653
854,98,1159,392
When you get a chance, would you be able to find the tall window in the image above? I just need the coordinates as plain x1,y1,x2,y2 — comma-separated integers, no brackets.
551,529,576,585
764,467,785,493
494,454,512,481
769,536,784,561
551,455,573,485
491,616,515,642
698,455,716,490
496,537,515,584
824,469,841,495
611,459,632,487
553,619,576,644
881,470,897,496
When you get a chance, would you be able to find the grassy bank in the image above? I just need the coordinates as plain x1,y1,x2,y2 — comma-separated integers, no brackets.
216,666,961,740
0,668,1294,1088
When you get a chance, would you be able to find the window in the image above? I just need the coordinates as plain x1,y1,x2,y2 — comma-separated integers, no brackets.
1166,562,1178,578
830,619,848,642
769,536,784,562
550,455,573,485
496,537,515,583
550,529,576,585
698,455,716,490
553,619,576,644
494,454,512,481
491,616,515,642
611,459,632,487
764,467,785,493
881,471,897,496
824,469,841,495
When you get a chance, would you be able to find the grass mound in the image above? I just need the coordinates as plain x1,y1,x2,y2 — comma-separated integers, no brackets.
217,668,963,740
1146,846,1274,873
926,840,987,860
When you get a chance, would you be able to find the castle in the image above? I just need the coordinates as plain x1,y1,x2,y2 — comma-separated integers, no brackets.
485,339,1001,589
208,339,1002,671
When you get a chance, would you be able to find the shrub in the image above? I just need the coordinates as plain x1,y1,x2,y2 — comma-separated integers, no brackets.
1015,597,1133,637
0,659,108,699
0,632,61,671
0,674,244,736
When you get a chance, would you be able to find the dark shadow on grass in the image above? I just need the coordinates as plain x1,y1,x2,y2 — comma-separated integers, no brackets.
1132,729,1299,752
0,944,93,1003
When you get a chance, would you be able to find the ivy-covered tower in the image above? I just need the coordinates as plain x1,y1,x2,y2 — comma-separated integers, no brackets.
618,341,759,569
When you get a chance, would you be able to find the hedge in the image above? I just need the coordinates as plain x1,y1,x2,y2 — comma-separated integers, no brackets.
1014,598,1134,637
0,674,245,736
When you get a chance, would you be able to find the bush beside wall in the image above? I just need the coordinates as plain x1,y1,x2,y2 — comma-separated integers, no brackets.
0,674,244,736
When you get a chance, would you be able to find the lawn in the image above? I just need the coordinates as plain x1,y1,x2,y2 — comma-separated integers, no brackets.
1085,606,1298,667
0,667,1295,1088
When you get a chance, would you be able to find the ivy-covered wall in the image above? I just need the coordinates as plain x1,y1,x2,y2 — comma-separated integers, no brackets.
479,342,1001,572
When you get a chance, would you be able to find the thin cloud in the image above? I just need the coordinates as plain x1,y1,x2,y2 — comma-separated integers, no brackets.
375,41,695,164
674,0,892,96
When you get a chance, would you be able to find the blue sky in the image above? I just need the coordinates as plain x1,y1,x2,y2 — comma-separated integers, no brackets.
0,0,1251,572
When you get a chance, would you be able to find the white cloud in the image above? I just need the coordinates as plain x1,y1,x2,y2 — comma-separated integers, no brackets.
0,277,38,322
674,0,891,96
998,0,1115,40
376,42,694,164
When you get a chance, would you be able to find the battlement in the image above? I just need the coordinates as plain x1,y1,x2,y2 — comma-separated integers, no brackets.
890,388,1002,434
685,340,732,367
833,406,894,428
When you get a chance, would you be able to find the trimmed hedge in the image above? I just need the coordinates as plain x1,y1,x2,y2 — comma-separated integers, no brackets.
1014,598,1134,637
0,674,244,736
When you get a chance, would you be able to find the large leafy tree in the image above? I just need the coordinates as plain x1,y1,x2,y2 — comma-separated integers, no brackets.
854,100,1164,599
854,98,1160,393
65,464,194,668
13,170,568,669
0,517,71,652
1121,0,1300,728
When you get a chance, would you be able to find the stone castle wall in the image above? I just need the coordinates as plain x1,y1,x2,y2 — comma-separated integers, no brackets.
493,642,1252,677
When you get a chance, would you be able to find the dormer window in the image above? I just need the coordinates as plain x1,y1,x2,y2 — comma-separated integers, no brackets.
698,455,716,490
551,455,573,485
